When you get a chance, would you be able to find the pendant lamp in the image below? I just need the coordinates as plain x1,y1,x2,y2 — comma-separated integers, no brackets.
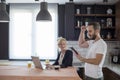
103,0,108,3
0,0,9,22
36,1,52,21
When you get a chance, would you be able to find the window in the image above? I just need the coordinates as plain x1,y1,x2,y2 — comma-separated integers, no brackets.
9,3,58,60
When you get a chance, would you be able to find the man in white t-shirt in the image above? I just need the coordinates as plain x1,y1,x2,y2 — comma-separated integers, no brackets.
75,22,107,80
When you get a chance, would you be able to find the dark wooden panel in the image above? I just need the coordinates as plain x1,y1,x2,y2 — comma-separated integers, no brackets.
116,1,120,40
0,4,9,59
103,68,120,80
65,3,75,40
58,5,65,37
77,67,85,80
77,67,120,80
0,23,9,59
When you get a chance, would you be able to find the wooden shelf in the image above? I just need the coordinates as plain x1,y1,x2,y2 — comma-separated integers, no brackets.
75,26,81,29
101,27,115,29
75,14,115,17
95,14,115,17
104,39,117,41
75,27,115,29
75,14,95,16
85,38,117,41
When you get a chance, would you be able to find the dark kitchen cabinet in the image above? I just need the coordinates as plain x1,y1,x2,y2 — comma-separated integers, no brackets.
0,5,9,60
64,3,75,40
58,5,65,38
58,3,75,40
77,67,120,80
103,68,120,80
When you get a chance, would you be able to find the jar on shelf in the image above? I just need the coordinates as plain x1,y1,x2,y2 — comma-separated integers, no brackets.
107,32,112,39
77,20,83,28
80,21,83,27
85,21,88,27
102,35,104,39
107,18,112,27
77,20,80,27
107,8,113,15
85,18,89,26
114,34,117,39
87,7,91,14
101,19,105,28
76,9,80,14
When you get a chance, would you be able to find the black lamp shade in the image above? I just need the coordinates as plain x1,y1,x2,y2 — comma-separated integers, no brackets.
0,3,9,22
36,2,52,21
103,0,108,3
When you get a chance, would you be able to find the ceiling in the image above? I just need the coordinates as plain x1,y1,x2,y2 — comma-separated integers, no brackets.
5,0,119,4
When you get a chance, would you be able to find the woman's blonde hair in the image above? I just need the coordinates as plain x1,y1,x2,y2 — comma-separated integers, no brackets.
57,37,67,45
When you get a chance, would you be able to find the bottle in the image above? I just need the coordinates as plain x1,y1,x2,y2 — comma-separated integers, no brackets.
45,59,50,64
102,35,104,39
80,21,83,27
107,32,111,39
87,7,91,14
85,18,89,27
107,18,112,27
77,20,80,27
101,19,105,28
76,9,80,14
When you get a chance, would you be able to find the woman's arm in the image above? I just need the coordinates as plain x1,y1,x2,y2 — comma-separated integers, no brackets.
53,53,60,65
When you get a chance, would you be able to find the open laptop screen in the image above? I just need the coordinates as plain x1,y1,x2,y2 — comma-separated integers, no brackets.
31,56,43,70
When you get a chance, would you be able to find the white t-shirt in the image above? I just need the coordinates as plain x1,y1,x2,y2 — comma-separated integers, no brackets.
85,39,107,78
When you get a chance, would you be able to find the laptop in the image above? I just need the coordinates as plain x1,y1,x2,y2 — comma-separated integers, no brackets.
31,56,43,70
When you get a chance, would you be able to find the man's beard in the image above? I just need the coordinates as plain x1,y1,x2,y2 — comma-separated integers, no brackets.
88,34,96,40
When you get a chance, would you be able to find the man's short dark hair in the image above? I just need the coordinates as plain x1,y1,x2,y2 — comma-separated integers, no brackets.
88,22,101,30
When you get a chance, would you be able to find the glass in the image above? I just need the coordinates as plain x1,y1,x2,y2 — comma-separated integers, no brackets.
45,59,50,64
45,59,51,70
54,65,60,70
27,61,32,72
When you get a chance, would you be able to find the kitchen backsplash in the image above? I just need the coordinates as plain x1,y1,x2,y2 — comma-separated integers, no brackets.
67,40,120,75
